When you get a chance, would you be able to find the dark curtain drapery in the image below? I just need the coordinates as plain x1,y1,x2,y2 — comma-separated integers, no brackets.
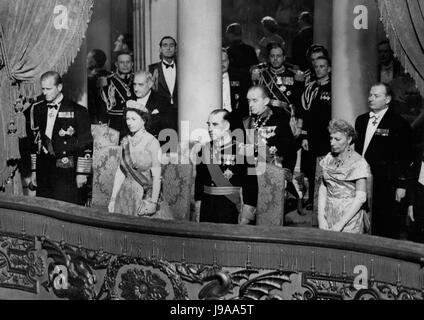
0,0,93,192
377,0,424,95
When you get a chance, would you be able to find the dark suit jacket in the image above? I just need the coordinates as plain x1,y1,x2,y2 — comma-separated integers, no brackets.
292,26,314,70
149,62,178,132
227,69,252,129
149,62,178,106
226,40,259,77
355,108,413,188
143,90,173,140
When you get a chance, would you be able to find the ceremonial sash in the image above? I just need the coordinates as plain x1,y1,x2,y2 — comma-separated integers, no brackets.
120,143,151,189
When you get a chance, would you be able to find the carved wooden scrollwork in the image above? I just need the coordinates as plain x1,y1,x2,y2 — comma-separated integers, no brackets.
99,256,189,300
296,273,424,301
41,238,113,300
0,230,422,301
0,234,45,294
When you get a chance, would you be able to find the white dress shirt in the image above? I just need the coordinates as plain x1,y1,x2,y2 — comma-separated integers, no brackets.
222,72,232,112
362,107,389,156
162,61,176,98
45,94,64,140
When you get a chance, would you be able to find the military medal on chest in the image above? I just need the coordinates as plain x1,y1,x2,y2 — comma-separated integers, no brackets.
223,169,234,180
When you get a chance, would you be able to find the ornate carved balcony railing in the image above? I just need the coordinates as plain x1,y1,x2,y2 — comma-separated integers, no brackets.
0,194,423,300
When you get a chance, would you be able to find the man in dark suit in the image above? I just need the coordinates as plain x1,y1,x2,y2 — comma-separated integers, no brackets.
87,49,112,124
149,36,178,132
125,70,171,142
29,71,93,205
222,49,252,129
225,23,259,78
292,12,314,71
355,83,413,239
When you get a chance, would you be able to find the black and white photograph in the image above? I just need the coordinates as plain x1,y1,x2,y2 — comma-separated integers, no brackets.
0,0,423,307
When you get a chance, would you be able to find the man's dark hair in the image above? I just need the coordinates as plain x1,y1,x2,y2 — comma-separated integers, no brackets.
159,36,177,47
266,42,286,56
372,82,394,99
115,50,133,62
314,55,332,67
226,23,242,37
261,16,279,34
40,71,63,86
306,44,329,60
89,49,107,68
299,11,313,25
210,109,232,124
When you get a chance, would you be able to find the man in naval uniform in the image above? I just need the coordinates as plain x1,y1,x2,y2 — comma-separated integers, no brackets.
29,71,93,205
99,51,134,139
194,109,258,225
149,36,178,132
300,56,332,210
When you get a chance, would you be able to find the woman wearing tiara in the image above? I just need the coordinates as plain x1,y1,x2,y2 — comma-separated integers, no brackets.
108,102,173,219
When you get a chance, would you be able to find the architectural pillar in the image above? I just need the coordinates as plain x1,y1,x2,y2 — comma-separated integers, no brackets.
332,0,379,124
133,0,146,70
314,0,333,55
177,0,222,141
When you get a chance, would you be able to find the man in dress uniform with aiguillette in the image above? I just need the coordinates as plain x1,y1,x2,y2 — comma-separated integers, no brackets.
29,71,93,205
194,109,258,225
251,41,302,134
99,50,134,139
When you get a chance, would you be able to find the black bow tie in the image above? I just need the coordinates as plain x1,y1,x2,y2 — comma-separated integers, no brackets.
47,103,59,110
164,62,174,69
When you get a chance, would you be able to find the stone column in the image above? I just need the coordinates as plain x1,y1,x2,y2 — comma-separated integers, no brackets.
314,0,333,55
332,0,379,124
177,0,222,141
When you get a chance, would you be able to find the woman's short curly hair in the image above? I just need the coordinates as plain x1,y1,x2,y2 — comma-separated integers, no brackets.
328,119,357,143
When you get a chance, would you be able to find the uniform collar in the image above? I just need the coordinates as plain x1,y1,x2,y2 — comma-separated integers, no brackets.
269,65,286,74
